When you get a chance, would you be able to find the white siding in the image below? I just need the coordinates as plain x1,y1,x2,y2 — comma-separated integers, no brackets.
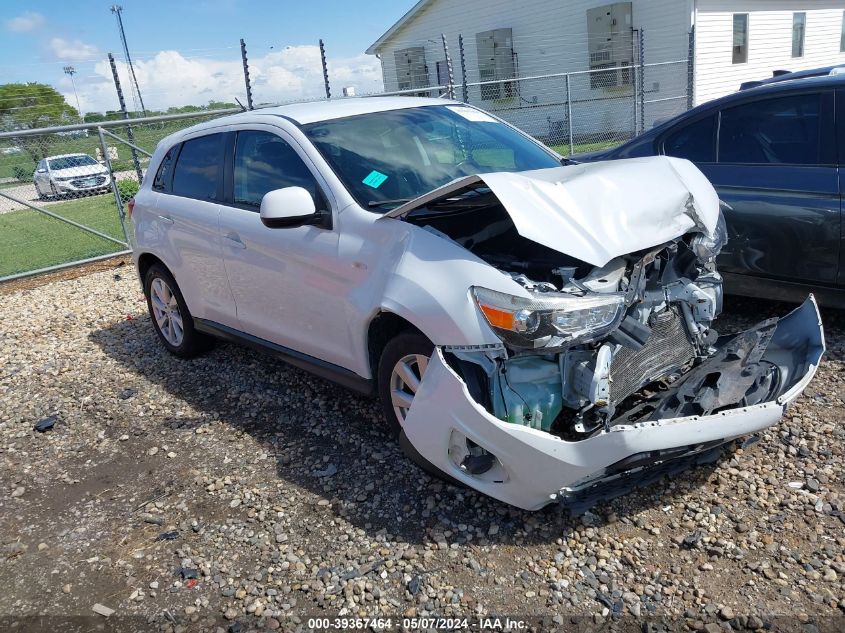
371,0,691,139
695,0,845,105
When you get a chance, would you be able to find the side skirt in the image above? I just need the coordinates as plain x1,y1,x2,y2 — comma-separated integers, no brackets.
194,318,374,396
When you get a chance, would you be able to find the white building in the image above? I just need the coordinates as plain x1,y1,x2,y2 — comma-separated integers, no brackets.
366,0,845,143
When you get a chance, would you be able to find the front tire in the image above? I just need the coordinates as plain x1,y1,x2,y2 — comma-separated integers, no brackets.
377,333,461,485
143,264,212,358
377,332,433,436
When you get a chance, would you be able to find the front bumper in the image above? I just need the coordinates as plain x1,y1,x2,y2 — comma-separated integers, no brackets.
54,174,111,193
402,297,824,511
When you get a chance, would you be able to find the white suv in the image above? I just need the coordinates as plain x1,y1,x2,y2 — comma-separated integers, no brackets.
130,97,824,510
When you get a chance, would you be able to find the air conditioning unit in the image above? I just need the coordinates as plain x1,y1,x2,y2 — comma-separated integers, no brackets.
587,2,633,89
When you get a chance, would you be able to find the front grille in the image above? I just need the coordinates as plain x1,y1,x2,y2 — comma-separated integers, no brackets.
70,176,107,187
610,308,696,403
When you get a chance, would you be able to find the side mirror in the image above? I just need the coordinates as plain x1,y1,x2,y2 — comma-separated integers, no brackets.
259,187,328,229
36,168,47,173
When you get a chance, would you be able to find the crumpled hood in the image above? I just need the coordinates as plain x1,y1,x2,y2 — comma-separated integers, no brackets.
383,156,720,267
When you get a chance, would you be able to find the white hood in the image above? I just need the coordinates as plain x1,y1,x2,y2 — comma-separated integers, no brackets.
383,156,721,267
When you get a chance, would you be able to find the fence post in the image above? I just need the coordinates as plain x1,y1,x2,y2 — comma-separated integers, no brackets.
687,26,695,110
319,39,331,100
99,126,130,244
240,38,255,110
458,34,468,103
638,29,645,135
108,52,143,183
441,34,455,100
566,73,573,156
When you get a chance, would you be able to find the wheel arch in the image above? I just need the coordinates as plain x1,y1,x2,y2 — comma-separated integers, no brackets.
137,252,171,289
366,311,424,381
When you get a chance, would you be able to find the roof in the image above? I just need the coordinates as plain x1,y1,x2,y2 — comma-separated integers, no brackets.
365,0,433,55
177,96,454,137
739,65,845,90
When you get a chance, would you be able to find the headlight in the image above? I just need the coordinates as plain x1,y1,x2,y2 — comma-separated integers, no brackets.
472,286,625,349
691,211,727,262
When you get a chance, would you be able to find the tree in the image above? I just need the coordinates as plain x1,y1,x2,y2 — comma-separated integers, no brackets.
0,82,79,162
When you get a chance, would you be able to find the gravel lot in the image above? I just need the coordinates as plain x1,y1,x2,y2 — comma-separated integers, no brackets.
0,264,843,632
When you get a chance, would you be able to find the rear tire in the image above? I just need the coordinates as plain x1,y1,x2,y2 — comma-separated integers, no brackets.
143,263,213,358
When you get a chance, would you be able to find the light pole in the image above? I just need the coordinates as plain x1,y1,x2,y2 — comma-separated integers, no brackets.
63,65,83,122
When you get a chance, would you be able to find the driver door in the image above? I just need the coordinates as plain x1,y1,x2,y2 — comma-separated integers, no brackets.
217,128,354,370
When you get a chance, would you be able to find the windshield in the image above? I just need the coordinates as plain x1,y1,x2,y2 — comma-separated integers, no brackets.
48,155,98,170
302,105,560,210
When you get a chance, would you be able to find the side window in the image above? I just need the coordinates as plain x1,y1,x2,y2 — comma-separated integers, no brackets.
171,133,224,200
233,130,321,209
663,115,716,163
718,94,821,165
153,146,177,192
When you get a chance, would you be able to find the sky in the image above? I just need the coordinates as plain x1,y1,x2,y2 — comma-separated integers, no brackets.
0,0,414,114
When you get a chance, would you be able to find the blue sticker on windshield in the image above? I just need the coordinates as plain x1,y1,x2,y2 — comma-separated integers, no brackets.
362,170,388,188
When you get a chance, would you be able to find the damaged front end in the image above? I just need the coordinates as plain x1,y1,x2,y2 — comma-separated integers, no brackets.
391,158,825,510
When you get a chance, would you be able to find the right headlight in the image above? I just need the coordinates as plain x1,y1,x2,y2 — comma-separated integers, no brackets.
691,210,728,262
472,286,625,349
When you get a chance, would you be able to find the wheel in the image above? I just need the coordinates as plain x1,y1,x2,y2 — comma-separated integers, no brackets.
35,183,47,200
143,263,212,358
377,333,462,485
377,332,434,436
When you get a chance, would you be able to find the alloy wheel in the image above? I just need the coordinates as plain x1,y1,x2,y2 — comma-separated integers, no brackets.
150,277,184,347
389,353,429,424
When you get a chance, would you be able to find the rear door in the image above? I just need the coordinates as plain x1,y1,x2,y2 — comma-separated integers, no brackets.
153,131,237,325
703,91,839,285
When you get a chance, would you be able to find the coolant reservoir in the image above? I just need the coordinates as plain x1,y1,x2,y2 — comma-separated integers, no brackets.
491,357,563,432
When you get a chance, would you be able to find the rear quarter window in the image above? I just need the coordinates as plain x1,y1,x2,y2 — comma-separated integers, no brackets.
170,133,224,200
153,146,178,192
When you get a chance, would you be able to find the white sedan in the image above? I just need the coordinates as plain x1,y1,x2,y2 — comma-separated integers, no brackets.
129,97,824,511
34,153,111,199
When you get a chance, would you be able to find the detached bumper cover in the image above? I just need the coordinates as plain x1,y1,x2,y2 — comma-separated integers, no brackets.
401,297,824,511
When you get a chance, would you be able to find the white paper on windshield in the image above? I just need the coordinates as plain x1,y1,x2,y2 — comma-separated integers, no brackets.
445,106,497,123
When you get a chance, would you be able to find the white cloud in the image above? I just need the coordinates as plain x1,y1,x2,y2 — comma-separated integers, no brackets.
71,46,384,113
48,37,99,61
5,11,45,32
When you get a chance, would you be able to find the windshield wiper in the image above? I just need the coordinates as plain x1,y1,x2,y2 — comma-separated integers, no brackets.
367,198,411,208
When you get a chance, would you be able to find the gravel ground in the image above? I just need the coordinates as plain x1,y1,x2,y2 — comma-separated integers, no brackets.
0,265,843,632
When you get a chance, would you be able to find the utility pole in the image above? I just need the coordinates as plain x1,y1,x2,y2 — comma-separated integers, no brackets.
63,65,83,122
110,4,146,116
108,52,143,183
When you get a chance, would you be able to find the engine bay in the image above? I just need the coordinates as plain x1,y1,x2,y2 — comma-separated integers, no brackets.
401,189,788,444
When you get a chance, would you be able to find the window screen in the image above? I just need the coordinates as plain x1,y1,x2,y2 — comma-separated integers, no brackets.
663,115,716,163
171,133,223,200
792,13,806,58
718,94,821,165
732,14,749,64
233,131,320,209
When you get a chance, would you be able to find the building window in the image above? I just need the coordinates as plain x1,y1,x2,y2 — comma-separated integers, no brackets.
792,12,806,58
732,14,749,64
394,47,429,96
476,28,515,100
840,11,845,52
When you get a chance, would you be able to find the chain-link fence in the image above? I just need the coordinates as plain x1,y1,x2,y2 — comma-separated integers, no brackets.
0,112,233,281
0,25,694,283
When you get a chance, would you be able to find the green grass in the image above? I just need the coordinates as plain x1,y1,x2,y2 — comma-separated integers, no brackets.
551,140,621,157
0,193,126,278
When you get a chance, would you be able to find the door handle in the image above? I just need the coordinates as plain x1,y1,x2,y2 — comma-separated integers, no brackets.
224,232,246,249
157,214,174,225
